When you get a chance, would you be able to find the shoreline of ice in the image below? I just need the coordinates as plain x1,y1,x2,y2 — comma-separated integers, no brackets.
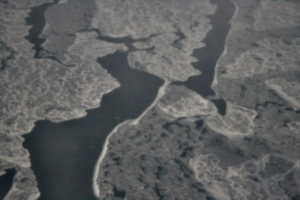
92,79,169,198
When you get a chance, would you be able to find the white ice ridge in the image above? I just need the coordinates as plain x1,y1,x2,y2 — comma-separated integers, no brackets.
93,79,169,198
92,120,128,198
131,79,169,125
266,79,300,110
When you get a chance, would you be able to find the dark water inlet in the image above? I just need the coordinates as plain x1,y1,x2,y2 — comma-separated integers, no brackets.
24,1,58,58
0,168,17,199
23,51,163,200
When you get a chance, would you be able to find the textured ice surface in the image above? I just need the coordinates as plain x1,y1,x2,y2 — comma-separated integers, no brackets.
190,154,260,200
97,0,300,199
2,0,300,199
0,132,30,168
206,103,257,137
0,7,121,135
128,32,201,81
132,41,153,50
253,0,300,31
214,0,300,83
97,93,300,200
288,121,300,134
92,0,216,81
158,85,217,118
92,0,215,40
65,31,128,66
96,107,210,200
190,154,298,200
39,0,95,61
4,168,39,200
223,37,300,78
207,0,300,198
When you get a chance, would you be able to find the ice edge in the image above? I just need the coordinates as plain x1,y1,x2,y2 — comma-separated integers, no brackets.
92,78,169,198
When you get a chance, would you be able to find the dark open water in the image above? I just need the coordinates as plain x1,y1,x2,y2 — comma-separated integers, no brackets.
0,169,16,199
15,0,235,199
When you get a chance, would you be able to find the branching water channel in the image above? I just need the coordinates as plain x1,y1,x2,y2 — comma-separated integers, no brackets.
17,0,235,199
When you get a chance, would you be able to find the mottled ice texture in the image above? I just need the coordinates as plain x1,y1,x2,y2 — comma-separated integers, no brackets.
92,0,215,40
96,107,210,200
0,132,30,168
96,1,300,199
97,89,300,200
190,154,298,200
223,37,300,78
128,32,201,82
253,0,300,31
92,0,216,81
213,0,300,82
40,0,95,61
158,85,217,118
3,0,53,7
4,168,40,200
206,103,257,137
207,0,300,199
190,154,260,200
0,7,121,136
266,79,300,110
132,41,153,50
288,121,300,134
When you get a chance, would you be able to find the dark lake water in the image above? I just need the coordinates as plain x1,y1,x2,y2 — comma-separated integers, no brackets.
18,0,235,199
0,169,16,199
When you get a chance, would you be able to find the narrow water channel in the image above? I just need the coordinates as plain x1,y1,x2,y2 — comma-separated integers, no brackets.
24,1,57,58
177,0,235,115
20,0,235,199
